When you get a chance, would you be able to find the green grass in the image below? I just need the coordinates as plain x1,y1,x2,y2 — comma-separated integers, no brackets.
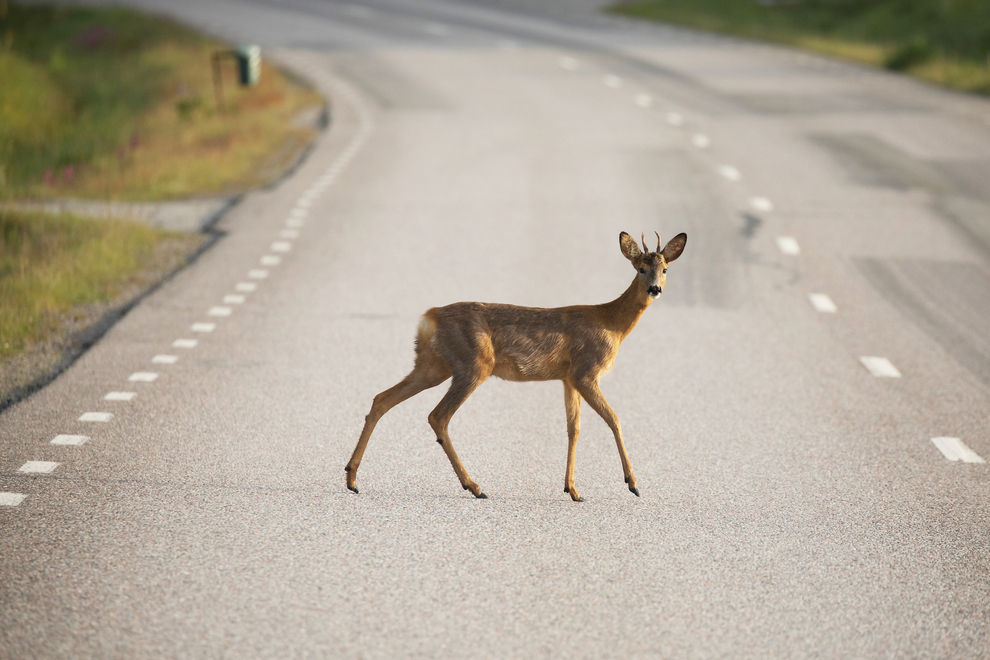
0,210,200,359
0,2,322,200
609,0,990,95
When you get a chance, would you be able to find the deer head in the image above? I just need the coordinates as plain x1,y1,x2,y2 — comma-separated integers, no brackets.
619,231,687,299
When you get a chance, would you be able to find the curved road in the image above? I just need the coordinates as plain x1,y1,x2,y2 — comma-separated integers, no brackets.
2,0,989,656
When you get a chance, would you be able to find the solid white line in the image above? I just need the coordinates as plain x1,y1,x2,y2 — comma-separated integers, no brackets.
172,338,198,348
776,236,801,255
717,165,741,181
0,493,26,506
223,294,246,305
859,356,901,378
665,112,684,126
603,74,622,88
270,241,292,253
931,437,985,464
808,293,838,313
635,93,653,108
247,269,269,280
191,322,216,333
152,354,178,364
208,306,232,317
260,255,281,266
19,461,59,474
105,391,136,401
51,434,89,446
691,133,710,149
79,412,113,422
128,372,159,382
235,282,258,292
750,196,774,212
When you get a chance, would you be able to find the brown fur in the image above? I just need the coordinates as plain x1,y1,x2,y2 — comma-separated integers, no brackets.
345,231,686,501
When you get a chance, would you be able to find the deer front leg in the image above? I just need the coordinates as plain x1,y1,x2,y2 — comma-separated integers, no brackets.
575,378,639,497
563,380,584,502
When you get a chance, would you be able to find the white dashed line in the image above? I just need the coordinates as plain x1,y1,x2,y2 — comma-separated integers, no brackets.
247,269,269,280
286,218,305,228
172,338,198,349
603,74,622,88
280,229,300,239
289,207,308,219
79,412,113,423
296,198,313,208
260,255,281,266
208,306,232,317
665,112,684,126
635,93,653,108
51,434,89,446
270,241,292,253
0,493,26,506
859,356,901,378
19,461,59,474
717,165,741,181
128,372,159,382
105,391,136,401
691,133,710,149
931,437,985,464
223,294,246,305
558,56,578,71
808,293,838,313
152,354,178,364
235,282,258,293
749,196,774,212
776,236,801,255
191,322,216,333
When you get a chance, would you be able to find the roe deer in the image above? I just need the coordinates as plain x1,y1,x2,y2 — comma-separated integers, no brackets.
345,230,687,501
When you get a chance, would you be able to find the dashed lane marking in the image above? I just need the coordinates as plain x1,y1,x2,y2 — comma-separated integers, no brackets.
172,339,198,348
152,354,179,364
750,196,774,212
260,255,282,266
223,294,246,305
717,164,741,181
0,493,26,506
247,269,269,280
51,434,89,446
931,437,986,464
235,282,258,292
79,412,113,423
635,93,653,108
558,56,578,71
665,112,684,126
208,306,233,317
691,133,710,149
19,461,59,474
808,293,838,313
270,241,292,253
191,322,216,333
105,391,136,401
128,372,159,382
286,218,305,228
280,229,300,239
290,207,308,219
603,74,622,88
776,236,801,255
859,356,901,378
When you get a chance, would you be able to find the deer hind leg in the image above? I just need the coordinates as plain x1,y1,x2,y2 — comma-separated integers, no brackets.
428,361,492,499
345,362,449,493
575,378,640,497
563,380,584,502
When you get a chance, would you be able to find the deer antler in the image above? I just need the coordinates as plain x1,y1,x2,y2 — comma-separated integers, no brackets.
641,232,649,254
655,231,662,254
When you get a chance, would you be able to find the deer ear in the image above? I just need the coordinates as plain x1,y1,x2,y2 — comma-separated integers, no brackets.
619,232,643,261
661,233,687,263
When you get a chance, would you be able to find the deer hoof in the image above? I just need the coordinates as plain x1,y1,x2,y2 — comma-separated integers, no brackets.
575,496,585,503
347,484,359,494
564,486,570,493
629,486,640,497
475,492,488,499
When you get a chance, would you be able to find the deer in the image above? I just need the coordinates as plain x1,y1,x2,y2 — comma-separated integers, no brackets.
345,230,687,501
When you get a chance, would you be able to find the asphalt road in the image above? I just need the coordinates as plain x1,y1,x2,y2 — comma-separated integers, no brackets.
2,0,989,656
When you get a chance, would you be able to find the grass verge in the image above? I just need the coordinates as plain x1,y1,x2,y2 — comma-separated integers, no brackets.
0,2,323,200
0,210,204,406
608,0,990,96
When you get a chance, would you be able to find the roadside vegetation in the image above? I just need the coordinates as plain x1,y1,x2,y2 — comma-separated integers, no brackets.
609,0,990,95
0,2,323,200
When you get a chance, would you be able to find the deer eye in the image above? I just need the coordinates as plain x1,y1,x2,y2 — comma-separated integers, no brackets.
662,268,667,274
639,267,646,274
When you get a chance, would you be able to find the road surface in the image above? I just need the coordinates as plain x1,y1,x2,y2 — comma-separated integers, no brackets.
2,0,989,656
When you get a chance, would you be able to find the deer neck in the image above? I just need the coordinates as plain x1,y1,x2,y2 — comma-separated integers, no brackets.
599,277,652,341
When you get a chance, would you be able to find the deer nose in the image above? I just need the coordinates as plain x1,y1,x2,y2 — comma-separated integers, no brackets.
648,285,662,297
